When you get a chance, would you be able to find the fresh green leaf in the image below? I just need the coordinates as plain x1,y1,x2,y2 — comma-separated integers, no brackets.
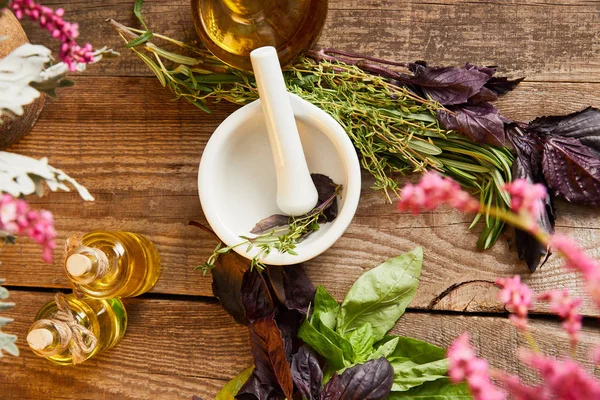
387,378,471,399
319,321,355,363
126,31,153,48
133,0,148,29
298,317,345,371
368,336,400,361
152,47,199,66
311,285,339,330
378,336,449,392
337,247,423,341
345,322,375,363
132,48,166,87
215,366,254,399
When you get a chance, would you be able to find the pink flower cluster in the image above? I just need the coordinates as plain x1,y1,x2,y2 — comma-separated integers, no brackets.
538,289,582,347
549,234,600,309
0,194,56,263
519,351,600,400
8,0,94,70
503,179,547,219
496,276,534,331
398,172,480,214
447,333,506,400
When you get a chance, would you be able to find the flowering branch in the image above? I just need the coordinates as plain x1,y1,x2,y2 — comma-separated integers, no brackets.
398,173,600,398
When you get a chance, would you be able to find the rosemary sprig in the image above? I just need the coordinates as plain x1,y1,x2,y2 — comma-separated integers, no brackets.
197,184,341,274
109,19,513,250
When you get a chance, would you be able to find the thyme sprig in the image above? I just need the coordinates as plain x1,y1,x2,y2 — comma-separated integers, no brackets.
198,184,341,274
109,19,513,250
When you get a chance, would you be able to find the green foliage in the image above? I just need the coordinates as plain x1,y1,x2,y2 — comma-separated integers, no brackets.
214,366,254,399
388,378,471,399
111,20,513,250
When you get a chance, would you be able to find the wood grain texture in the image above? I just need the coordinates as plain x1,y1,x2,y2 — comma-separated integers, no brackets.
1,291,598,399
3,77,600,316
19,0,600,82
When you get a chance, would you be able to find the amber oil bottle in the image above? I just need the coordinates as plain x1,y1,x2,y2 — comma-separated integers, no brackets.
27,294,127,365
64,231,161,299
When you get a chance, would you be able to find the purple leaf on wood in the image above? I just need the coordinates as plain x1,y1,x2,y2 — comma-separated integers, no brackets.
242,269,275,322
211,251,250,325
267,265,316,314
437,103,506,146
250,215,290,235
484,76,524,96
321,358,394,400
291,346,323,400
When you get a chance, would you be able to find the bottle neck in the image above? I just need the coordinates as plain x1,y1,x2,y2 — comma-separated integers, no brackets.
27,319,70,357
65,246,108,285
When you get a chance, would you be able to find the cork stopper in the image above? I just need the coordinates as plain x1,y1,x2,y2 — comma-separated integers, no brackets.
27,328,54,351
66,253,93,277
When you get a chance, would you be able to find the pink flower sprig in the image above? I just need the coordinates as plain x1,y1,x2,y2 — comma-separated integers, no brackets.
503,179,547,219
447,333,507,400
549,234,600,309
496,276,534,331
0,194,56,263
8,0,95,70
493,372,549,400
538,289,583,348
398,172,480,214
519,351,600,400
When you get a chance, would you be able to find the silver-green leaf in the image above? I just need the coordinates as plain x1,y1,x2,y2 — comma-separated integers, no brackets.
337,247,423,341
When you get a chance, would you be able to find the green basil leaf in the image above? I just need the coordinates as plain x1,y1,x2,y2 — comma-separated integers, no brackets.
298,318,345,371
215,366,254,399
387,378,471,399
311,285,339,331
319,321,355,362
379,336,449,392
367,336,399,361
337,247,423,341
345,322,375,363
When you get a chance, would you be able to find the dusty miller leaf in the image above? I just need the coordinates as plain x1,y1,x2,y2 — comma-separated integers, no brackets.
0,279,18,357
0,151,94,200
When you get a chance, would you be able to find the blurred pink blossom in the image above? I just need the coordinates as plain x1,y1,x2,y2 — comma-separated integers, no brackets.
494,372,549,400
398,172,479,214
8,0,95,70
503,179,547,219
519,351,600,400
447,333,507,400
591,346,600,365
496,276,534,331
538,289,582,347
0,194,56,263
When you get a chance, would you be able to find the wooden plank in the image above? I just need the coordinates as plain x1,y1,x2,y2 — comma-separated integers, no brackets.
1,291,598,399
3,76,600,316
19,0,600,82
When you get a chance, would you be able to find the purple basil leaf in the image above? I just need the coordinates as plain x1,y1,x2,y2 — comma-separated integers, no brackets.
508,130,555,271
267,265,316,314
320,358,394,400
291,345,323,400
465,62,497,77
468,86,498,104
408,63,490,105
311,173,339,222
211,251,250,325
250,214,290,235
236,372,285,400
437,103,506,146
541,135,600,205
242,315,294,400
484,76,524,96
275,308,303,362
528,107,600,154
242,269,276,322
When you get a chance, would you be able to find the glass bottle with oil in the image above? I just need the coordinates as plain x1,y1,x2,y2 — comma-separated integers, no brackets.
64,231,161,299
191,0,328,70
27,294,127,365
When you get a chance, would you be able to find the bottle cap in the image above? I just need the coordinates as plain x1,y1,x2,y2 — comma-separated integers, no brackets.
27,328,53,351
66,254,93,277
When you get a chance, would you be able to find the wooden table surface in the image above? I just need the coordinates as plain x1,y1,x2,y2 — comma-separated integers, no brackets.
3,0,600,398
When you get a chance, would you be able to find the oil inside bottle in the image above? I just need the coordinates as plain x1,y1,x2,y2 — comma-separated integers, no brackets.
191,0,328,70
27,294,127,365
64,231,161,299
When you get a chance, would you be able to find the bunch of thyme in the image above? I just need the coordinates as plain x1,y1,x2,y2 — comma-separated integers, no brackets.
109,18,513,250
199,184,341,273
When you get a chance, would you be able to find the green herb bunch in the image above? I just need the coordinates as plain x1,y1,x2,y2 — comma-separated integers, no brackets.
110,15,513,250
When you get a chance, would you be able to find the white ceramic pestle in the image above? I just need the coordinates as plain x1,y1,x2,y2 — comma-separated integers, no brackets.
250,46,319,216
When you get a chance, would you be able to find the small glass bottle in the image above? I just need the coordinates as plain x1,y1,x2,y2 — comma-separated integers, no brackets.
64,231,161,299
27,294,127,365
